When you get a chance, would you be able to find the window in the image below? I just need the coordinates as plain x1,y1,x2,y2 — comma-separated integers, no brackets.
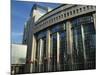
61,14,63,18
91,6,93,9
59,16,61,19
83,23,95,62
42,37,47,71
51,33,57,71
73,10,75,14
59,31,66,70
49,20,51,23
64,13,66,18
45,22,46,25
80,8,82,12
87,6,89,10
76,9,79,13
51,19,53,23
56,17,58,21
67,12,69,16
70,11,72,15
54,17,55,21
83,7,86,11
72,16,96,69
46,21,48,24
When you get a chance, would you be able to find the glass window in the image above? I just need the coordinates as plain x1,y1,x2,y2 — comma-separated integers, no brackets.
83,23,96,61
91,6,93,9
42,37,48,71
70,11,72,15
59,16,61,19
51,33,57,71
76,9,79,13
59,31,67,70
51,23,66,34
72,16,96,69
80,8,82,12
64,13,66,17
67,12,69,16
87,6,89,10
56,17,58,21
61,14,63,18
83,7,86,11
54,17,55,21
73,10,75,14
37,31,46,39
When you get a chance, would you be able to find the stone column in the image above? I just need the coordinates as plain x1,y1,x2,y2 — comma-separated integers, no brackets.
38,39,43,72
66,21,73,70
93,13,96,29
24,34,36,73
46,30,51,71
57,32,60,71
30,35,36,73
81,25,87,69
81,25,87,61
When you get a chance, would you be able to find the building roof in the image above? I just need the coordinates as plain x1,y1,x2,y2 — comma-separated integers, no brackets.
30,3,48,16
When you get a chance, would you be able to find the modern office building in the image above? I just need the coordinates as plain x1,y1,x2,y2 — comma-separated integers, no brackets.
23,4,96,73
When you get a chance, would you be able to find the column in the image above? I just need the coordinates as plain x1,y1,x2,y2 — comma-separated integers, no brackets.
66,21,73,70
46,30,51,71
57,32,60,71
30,35,36,73
24,34,36,73
93,13,96,29
81,25,87,61
81,25,87,69
38,39,43,72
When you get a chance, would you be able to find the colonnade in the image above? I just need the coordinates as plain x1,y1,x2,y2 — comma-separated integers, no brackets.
27,14,96,73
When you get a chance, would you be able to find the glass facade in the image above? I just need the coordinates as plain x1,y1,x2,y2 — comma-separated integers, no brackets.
51,33,57,71
59,31,66,71
34,15,96,72
72,15,96,69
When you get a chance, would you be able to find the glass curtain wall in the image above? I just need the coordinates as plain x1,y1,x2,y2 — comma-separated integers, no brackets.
50,23,67,71
59,31,66,71
35,31,47,72
34,15,96,72
72,15,96,70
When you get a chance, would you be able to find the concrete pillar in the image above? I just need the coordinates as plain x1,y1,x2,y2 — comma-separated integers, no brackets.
24,34,36,73
38,39,43,72
30,35,36,73
46,30,51,71
81,25,87,61
66,21,73,69
81,25,87,69
57,32,60,71
93,13,96,29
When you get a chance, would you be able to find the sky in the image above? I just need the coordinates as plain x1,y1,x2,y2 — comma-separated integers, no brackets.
11,0,60,44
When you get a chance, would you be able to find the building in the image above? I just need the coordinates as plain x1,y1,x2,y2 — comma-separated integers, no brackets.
23,4,96,73
11,44,27,74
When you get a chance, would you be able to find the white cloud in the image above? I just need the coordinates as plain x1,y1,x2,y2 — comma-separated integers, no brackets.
12,32,23,36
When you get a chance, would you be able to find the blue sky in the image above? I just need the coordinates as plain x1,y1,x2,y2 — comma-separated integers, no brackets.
11,0,60,44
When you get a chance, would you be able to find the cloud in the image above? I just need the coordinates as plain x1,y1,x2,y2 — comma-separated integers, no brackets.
12,32,23,37
11,32,23,44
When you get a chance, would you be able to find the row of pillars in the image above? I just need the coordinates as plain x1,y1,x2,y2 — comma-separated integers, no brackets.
27,13,96,73
29,21,73,73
